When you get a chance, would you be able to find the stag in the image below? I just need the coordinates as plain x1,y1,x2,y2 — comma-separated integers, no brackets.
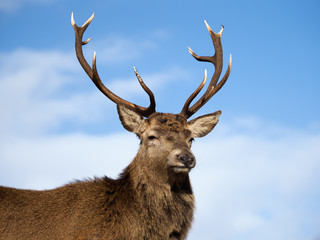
0,13,231,240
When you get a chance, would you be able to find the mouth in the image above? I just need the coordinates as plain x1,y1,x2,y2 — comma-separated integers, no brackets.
170,165,194,173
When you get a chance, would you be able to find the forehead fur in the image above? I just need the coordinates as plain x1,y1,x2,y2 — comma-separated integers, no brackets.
148,113,187,131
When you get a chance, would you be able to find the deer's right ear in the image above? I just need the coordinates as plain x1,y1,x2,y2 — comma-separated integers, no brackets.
117,105,146,134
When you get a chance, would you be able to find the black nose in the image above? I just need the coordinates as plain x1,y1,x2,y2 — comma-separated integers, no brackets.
177,154,195,168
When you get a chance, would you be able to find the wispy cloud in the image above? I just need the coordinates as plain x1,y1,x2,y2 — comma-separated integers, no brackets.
189,122,320,240
0,46,187,138
0,132,138,188
91,35,158,65
0,48,102,137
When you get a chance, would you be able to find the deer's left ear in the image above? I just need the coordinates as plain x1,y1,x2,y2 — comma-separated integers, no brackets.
117,105,146,134
187,111,221,138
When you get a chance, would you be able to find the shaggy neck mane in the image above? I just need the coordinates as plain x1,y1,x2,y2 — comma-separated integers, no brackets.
118,157,193,202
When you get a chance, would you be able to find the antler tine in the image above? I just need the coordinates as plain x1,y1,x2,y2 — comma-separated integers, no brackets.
180,21,232,119
71,13,156,117
133,67,156,115
181,69,207,115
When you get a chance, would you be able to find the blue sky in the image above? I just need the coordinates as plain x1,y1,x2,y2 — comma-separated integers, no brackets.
0,0,319,239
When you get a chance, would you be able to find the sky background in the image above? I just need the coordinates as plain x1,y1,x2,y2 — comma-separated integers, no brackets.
0,0,319,239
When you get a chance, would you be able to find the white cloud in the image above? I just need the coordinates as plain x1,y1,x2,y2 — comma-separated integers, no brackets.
0,132,137,189
79,25,168,67
0,48,188,138
188,123,320,240
91,35,157,65
0,48,104,137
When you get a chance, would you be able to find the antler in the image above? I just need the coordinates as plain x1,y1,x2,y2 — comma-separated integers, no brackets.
180,20,232,119
71,13,156,117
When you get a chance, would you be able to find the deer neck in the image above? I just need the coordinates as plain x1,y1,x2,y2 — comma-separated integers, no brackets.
124,152,193,198
128,154,170,193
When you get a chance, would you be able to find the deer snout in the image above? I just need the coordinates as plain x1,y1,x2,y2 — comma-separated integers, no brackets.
177,154,195,168
167,149,196,172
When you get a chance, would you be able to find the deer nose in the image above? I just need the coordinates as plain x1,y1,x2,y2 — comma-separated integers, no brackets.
177,154,195,168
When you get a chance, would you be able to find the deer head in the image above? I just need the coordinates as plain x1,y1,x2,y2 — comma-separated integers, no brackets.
71,13,231,184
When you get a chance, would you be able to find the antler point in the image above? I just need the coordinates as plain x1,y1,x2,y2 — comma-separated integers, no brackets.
82,37,92,45
188,47,194,55
93,51,97,63
81,13,95,28
71,12,76,26
219,25,224,35
204,20,212,33
203,69,208,85
133,67,141,81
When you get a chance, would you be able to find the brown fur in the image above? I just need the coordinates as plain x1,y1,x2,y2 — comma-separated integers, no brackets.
0,106,221,239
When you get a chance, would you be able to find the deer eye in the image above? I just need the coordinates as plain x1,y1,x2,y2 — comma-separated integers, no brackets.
148,135,159,141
